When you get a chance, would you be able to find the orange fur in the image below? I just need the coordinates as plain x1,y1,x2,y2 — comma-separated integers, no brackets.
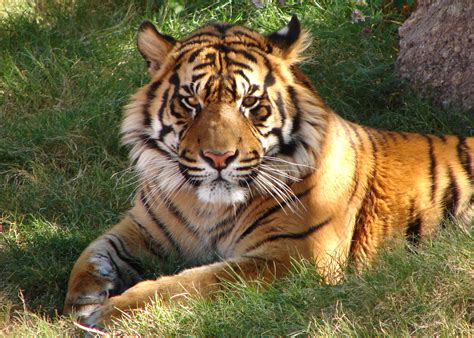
63,17,473,327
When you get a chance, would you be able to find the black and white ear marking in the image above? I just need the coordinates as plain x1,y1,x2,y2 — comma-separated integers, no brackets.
266,15,310,63
267,15,301,50
137,21,176,75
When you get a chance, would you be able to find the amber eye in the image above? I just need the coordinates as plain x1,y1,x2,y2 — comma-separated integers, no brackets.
241,96,260,109
180,96,200,111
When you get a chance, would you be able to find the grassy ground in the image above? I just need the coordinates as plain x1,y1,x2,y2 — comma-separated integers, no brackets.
0,0,472,336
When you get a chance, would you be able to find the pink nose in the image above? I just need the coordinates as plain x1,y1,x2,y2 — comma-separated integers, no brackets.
201,150,238,170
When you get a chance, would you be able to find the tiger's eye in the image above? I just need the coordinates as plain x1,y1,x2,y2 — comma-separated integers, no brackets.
185,96,199,107
242,96,259,108
180,96,201,113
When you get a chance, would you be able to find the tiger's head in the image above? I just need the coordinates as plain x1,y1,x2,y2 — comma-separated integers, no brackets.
122,16,327,206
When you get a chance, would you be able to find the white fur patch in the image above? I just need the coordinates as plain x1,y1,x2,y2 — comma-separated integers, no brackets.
197,182,247,205
277,26,289,36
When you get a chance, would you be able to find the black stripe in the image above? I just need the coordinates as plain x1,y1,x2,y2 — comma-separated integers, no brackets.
247,84,259,96
233,49,257,63
237,187,313,243
103,251,126,295
264,71,275,90
169,72,180,87
181,154,197,163
158,125,173,142
205,52,216,62
212,23,233,34
376,130,389,145
129,216,166,258
208,202,246,238
350,127,379,255
236,165,256,171
175,40,213,53
232,30,262,46
181,85,192,95
263,56,275,90
180,37,218,48
178,164,203,187
143,80,162,127
269,92,291,155
343,123,360,204
202,44,260,63
140,190,182,255
211,43,230,53
424,135,438,202
288,86,301,135
233,69,250,86
241,157,259,164
208,214,235,234
244,218,332,253
153,91,173,142
457,136,472,181
157,89,169,121
105,234,143,275
140,134,167,154
203,76,214,101
442,167,461,222
210,222,235,247
181,31,221,43
253,105,271,120
227,40,262,50
226,58,252,70
165,200,200,238
406,216,422,244
405,199,422,244
191,73,207,83
193,62,216,71
188,48,204,63
231,76,238,100
171,101,188,119
387,132,398,142
183,165,204,172
275,92,286,121
275,86,302,157
363,127,378,156
365,128,390,237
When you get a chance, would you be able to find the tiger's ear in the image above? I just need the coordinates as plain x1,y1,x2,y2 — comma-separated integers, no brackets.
266,15,310,64
137,21,176,75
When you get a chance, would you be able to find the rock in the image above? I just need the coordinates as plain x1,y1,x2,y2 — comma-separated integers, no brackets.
396,0,474,112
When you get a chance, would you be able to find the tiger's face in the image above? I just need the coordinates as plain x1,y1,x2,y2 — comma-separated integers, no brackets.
123,17,323,205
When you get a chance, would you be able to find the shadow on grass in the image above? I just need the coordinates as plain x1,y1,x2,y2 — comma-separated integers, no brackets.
0,215,181,319
0,219,91,317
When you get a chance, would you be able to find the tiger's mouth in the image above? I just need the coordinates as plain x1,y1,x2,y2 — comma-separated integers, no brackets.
177,158,257,204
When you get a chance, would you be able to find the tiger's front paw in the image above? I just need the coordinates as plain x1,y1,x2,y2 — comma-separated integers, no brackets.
64,288,110,320
63,254,120,319
76,295,132,328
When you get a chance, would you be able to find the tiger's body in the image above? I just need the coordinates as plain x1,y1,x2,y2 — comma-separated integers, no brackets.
64,16,473,326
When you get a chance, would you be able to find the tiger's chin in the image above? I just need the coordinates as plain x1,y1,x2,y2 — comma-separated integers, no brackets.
197,181,248,205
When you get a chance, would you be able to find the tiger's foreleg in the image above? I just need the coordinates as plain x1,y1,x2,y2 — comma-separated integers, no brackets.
79,251,294,327
63,215,167,318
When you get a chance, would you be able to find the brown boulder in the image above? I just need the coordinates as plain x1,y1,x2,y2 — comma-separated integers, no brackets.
397,0,473,111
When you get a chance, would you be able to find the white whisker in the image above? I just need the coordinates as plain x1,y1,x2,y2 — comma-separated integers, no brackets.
253,175,287,214
255,174,292,215
262,155,316,170
258,169,306,214
259,164,302,182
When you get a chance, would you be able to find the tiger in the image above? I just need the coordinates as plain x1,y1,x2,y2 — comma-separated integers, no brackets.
63,15,473,327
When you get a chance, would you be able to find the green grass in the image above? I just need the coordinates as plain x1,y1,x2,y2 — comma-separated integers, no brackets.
0,0,472,336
